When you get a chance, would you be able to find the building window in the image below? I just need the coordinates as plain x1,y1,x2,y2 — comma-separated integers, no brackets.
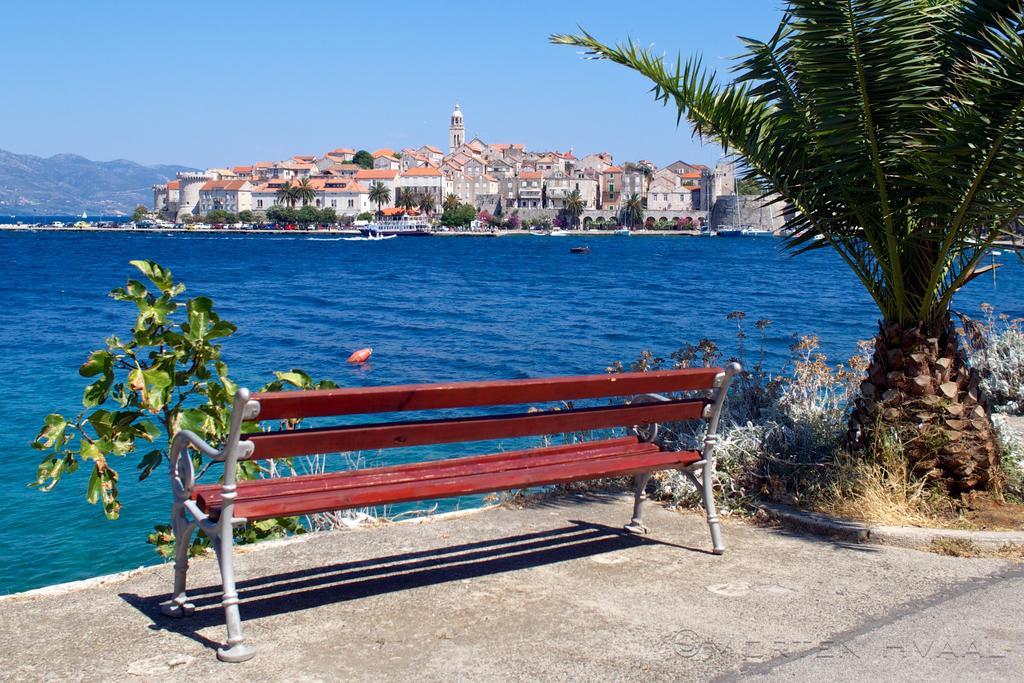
257,199,263,208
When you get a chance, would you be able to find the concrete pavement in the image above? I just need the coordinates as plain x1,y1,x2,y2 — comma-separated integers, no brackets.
0,492,1019,681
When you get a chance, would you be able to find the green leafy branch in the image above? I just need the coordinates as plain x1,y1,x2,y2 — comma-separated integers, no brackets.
31,261,337,556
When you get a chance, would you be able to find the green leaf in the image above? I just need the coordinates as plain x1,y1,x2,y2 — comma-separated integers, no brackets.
86,410,115,439
111,279,149,302
83,374,113,407
80,438,103,463
137,449,162,481
189,296,213,314
177,408,212,435
140,366,173,412
34,414,69,450
137,420,161,442
86,467,102,504
79,350,112,377
206,320,237,340
274,369,313,389
130,260,175,293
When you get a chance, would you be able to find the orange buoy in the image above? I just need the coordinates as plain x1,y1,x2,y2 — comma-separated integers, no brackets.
347,347,373,364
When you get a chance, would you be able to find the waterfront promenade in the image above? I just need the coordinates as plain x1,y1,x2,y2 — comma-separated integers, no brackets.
1,493,1020,681
0,224,705,237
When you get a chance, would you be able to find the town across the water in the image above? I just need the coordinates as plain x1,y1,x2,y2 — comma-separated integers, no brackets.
150,103,787,234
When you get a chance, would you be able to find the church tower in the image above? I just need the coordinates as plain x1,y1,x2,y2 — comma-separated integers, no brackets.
449,102,465,153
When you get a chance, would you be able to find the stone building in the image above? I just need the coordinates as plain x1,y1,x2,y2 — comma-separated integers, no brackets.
197,180,254,215
449,103,465,153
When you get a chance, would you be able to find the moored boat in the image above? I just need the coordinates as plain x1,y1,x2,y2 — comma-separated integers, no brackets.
361,208,432,237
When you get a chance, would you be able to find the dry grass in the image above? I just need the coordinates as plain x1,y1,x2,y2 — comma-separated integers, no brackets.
811,435,965,528
930,537,981,557
930,538,1024,560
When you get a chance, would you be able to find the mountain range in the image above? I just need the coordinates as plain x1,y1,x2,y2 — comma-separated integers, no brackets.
0,148,196,216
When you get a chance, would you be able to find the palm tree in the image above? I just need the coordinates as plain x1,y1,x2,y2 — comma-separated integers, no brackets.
562,188,586,229
419,192,436,216
293,178,316,207
396,188,418,211
275,181,297,208
368,181,391,217
552,2,1024,493
444,193,460,212
620,193,644,229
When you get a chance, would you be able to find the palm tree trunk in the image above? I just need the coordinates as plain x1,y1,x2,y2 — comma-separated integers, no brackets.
849,314,1000,494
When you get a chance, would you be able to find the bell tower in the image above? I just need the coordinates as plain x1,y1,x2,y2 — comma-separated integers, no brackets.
449,102,464,154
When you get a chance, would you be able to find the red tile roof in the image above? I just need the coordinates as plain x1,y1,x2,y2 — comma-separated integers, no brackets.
322,181,367,193
402,166,442,177
200,180,250,191
372,148,397,158
355,169,399,180
519,171,543,180
166,180,180,190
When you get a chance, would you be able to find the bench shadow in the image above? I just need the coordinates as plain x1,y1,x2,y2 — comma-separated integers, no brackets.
120,519,710,653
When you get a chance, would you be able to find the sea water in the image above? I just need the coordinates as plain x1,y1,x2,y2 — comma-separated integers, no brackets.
0,231,1020,594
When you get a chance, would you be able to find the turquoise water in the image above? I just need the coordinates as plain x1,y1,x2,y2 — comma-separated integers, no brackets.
0,231,1020,594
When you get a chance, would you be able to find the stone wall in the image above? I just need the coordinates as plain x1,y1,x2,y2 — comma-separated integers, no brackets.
709,195,788,230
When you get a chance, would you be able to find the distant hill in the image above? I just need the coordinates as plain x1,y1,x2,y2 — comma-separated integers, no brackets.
0,148,196,215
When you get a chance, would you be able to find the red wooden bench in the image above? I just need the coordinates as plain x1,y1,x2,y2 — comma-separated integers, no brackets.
160,364,740,661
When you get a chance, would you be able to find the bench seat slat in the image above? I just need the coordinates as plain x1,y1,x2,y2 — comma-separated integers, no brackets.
194,437,659,510
244,398,705,460
251,368,722,420
203,443,700,521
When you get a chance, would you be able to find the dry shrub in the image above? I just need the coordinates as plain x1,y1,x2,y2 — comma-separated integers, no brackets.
620,310,1024,528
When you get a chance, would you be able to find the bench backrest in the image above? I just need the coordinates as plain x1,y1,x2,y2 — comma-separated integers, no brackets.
239,367,728,460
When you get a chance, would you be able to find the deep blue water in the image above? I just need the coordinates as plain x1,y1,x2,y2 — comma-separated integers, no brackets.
0,231,1020,594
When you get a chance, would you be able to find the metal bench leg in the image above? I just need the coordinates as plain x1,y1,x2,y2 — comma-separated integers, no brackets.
160,502,196,618
701,460,726,555
624,472,653,534
214,486,256,663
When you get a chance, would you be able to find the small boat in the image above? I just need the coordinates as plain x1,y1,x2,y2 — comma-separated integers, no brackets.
343,233,397,241
549,229,569,237
741,227,774,237
570,246,590,254
715,225,743,237
52,221,65,228
613,227,631,236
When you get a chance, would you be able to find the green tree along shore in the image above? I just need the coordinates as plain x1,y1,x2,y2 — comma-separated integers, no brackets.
554,0,1024,495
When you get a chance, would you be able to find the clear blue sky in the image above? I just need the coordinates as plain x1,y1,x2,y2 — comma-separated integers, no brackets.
1,1,784,169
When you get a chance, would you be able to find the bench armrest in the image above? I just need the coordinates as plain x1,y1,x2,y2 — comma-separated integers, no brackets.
168,388,258,504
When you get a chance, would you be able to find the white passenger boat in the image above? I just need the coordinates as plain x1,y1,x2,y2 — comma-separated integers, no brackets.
361,210,432,237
